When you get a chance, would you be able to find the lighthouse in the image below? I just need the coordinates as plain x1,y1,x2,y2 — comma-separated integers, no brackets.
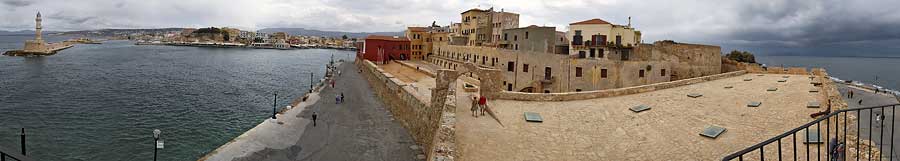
35,12,43,42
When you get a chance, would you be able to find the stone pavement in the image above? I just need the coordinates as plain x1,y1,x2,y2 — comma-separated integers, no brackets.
838,83,900,160
201,61,421,161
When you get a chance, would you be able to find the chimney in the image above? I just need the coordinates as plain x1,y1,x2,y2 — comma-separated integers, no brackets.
628,17,632,28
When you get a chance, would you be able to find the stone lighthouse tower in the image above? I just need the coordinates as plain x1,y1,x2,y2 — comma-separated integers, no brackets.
23,11,47,52
35,12,43,42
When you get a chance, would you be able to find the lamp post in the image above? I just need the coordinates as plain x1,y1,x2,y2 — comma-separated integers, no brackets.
153,129,161,161
272,92,278,119
20,128,25,156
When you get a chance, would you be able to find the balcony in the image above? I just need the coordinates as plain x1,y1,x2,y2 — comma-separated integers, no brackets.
540,76,556,84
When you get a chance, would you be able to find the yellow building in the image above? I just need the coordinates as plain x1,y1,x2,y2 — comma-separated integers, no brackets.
458,8,519,47
566,18,642,59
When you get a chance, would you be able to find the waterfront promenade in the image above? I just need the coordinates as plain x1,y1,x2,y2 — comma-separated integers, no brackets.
838,83,900,160
199,61,420,161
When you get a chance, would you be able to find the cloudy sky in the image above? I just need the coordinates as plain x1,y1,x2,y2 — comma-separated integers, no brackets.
2,0,900,56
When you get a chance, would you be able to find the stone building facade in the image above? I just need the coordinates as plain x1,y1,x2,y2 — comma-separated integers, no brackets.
430,45,672,93
498,25,567,54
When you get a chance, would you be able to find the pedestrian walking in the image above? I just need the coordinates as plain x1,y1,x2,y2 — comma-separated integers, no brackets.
478,96,487,116
336,94,341,104
470,96,479,118
876,112,884,127
849,90,854,98
312,112,318,126
331,80,335,88
340,93,345,103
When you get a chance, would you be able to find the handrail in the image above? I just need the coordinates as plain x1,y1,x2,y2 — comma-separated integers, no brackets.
722,103,900,160
0,145,37,161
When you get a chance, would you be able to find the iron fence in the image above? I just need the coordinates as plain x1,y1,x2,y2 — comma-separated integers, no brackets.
723,104,900,161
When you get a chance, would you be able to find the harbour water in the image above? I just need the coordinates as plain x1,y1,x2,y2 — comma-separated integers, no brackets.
757,55,900,95
0,35,353,161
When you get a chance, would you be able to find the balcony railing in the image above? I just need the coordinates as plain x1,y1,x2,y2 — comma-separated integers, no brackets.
722,103,900,161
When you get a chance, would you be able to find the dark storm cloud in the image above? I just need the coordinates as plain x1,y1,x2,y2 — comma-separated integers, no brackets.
2,0,31,7
724,0,900,48
48,11,99,24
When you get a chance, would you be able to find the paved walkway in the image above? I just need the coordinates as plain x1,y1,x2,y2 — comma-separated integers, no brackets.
838,83,900,160
202,61,420,161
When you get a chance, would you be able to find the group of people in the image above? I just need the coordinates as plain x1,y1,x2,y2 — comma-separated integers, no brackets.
470,95,488,117
847,89,863,105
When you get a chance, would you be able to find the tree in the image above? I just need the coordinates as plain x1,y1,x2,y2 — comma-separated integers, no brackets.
341,35,348,40
725,50,756,63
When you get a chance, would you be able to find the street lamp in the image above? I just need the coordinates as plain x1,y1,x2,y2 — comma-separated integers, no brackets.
153,129,161,161
272,92,278,119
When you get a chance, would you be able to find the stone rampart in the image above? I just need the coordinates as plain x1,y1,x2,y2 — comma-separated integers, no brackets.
723,59,812,75
355,59,453,161
495,70,747,101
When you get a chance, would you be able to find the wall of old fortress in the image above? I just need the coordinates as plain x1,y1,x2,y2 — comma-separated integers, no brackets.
632,41,722,80
355,59,457,161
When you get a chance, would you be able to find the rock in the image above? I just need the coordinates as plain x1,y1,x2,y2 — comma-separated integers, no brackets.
416,154,426,160
409,145,421,150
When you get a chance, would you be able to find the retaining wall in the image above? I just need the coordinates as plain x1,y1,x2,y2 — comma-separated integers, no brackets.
355,59,451,161
495,70,747,101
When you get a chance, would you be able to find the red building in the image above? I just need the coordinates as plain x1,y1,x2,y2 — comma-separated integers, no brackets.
357,35,410,64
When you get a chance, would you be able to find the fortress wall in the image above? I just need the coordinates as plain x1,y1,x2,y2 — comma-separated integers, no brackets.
495,70,747,101
356,59,447,160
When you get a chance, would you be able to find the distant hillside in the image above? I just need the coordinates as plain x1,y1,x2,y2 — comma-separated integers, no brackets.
58,28,184,37
258,28,403,38
0,30,59,35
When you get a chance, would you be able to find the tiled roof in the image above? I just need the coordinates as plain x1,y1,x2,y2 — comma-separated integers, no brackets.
570,19,612,25
366,35,409,41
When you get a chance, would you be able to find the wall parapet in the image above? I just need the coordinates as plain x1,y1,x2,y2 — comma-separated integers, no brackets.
722,58,811,75
495,70,748,101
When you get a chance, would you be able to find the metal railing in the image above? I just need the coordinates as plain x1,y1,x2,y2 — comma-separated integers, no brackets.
1,128,35,161
723,103,900,161
0,146,35,161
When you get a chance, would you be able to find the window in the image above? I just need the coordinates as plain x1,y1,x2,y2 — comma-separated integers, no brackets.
639,70,645,78
661,69,667,76
576,89,582,92
504,33,508,40
508,84,513,91
601,69,608,78
598,48,604,58
514,35,518,41
589,48,596,57
525,32,529,39
544,67,552,80
507,62,515,72
575,67,583,77
578,51,586,58
523,64,529,72
544,90,550,93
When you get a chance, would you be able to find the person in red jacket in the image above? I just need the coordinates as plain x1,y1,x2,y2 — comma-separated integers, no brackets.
478,96,487,116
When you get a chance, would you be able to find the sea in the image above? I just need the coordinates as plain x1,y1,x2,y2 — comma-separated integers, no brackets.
0,35,353,161
757,55,900,95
